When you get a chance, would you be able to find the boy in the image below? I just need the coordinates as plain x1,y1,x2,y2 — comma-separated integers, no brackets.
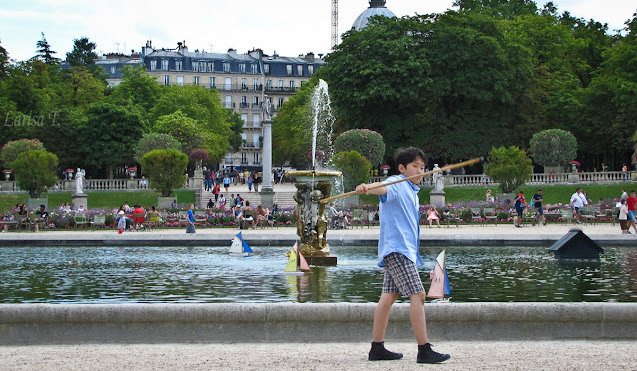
355,147,450,364
186,204,196,234
532,189,546,226
514,190,525,228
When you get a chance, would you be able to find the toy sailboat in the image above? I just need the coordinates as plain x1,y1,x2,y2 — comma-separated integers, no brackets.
281,241,311,275
229,232,253,256
427,249,452,303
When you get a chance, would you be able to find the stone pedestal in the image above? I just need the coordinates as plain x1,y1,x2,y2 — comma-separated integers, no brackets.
259,188,274,209
1,181,15,192
261,120,273,193
568,174,580,183
429,190,446,208
72,194,88,210
443,174,453,186
193,170,204,189
126,180,138,190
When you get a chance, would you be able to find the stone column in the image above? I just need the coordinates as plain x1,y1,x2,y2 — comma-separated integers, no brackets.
260,119,274,209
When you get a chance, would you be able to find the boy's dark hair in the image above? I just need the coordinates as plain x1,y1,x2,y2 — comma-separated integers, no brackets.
394,147,427,168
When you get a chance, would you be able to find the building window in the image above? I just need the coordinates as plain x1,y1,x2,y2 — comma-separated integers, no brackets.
241,78,247,89
278,97,284,108
110,66,116,74
253,96,259,107
266,79,272,89
150,60,157,71
208,62,214,72
209,76,216,88
176,60,182,71
297,65,302,76
239,63,246,73
290,80,295,90
224,77,232,90
286,65,292,76
223,62,230,72
308,65,314,74
192,61,199,72
161,59,168,70
278,80,284,89
253,134,260,149
251,64,257,74
253,152,259,164
253,78,259,90
200,62,206,72
253,113,260,128
177,76,184,86
264,64,269,74
194,76,200,85
225,95,232,108
241,113,248,127
164,75,170,85
241,96,248,108
241,152,248,164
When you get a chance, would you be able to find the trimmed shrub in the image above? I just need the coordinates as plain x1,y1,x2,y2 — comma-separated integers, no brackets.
328,150,372,192
484,146,533,193
1,138,46,168
140,149,188,197
12,150,59,198
529,129,577,167
333,129,385,166
133,133,182,163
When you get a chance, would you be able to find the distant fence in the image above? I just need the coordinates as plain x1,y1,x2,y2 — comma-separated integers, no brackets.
2,171,635,193
369,171,636,187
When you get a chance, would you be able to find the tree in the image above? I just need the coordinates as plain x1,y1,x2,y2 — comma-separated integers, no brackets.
140,149,188,197
0,39,9,78
12,150,58,198
272,78,315,168
151,85,234,162
328,151,372,192
1,138,46,168
134,133,182,163
109,65,161,112
484,146,533,193
66,37,97,68
36,32,60,65
153,111,207,156
333,129,385,167
528,129,577,167
70,102,149,176
67,66,105,107
453,0,538,19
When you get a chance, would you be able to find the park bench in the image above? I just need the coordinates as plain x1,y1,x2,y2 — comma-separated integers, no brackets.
92,214,107,229
350,208,366,228
74,213,92,229
483,207,498,225
560,209,574,224
470,208,484,226
580,206,600,225
0,220,18,232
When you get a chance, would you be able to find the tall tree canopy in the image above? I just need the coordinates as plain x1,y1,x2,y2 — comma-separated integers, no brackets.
36,32,60,65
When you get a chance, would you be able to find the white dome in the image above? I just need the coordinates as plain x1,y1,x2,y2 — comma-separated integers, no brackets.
352,0,396,31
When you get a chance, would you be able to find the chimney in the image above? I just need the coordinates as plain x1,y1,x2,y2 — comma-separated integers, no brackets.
228,48,238,57
305,52,315,61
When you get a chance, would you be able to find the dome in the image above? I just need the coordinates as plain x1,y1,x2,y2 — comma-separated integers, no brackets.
352,0,396,31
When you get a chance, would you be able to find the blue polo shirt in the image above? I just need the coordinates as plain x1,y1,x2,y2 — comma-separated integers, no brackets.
377,174,424,268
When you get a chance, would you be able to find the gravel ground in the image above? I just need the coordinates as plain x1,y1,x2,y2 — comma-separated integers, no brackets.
1,341,635,370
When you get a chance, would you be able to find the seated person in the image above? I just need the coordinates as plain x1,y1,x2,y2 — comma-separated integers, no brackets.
206,198,215,209
147,206,161,225
443,204,453,219
329,203,343,229
234,202,244,228
34,205,49,223
17,204,29,223
256,205,269,228
133,204,146,229
242,200,255,229
427,205,441,227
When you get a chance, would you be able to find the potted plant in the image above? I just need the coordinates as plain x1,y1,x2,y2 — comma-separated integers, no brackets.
65,168,74,180
12,150,58,209
3,169,12,181
381,165,390,176
127,167,137,179
189,150,209,170
569,160,581,173
140,149,188,208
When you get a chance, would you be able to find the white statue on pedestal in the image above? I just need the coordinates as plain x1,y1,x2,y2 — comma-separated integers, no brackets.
263,95,272,121
75,168,85,194
432,164,444,192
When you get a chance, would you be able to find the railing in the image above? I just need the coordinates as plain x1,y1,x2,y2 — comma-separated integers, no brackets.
452,174,494,186
85,179,128,190
528,173,570,184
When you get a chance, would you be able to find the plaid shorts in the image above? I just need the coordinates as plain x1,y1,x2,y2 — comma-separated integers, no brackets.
382,252,425,297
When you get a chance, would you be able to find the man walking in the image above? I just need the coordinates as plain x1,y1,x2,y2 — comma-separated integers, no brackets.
532,189,546,226
626,190,637,233
570,188,587,224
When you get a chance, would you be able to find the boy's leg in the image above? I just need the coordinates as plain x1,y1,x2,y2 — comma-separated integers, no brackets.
372,293,398,342
409,291,428,345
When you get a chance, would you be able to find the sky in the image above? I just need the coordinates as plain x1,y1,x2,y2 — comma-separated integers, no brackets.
0,0,635,62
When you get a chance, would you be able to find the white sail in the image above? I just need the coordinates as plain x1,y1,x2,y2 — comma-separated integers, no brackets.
229,233,243,254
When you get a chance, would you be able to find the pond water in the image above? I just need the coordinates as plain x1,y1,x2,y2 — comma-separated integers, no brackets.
1,245,635,303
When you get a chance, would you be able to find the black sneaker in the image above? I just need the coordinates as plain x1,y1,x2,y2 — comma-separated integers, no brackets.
417,343,450,364
368,342,403,361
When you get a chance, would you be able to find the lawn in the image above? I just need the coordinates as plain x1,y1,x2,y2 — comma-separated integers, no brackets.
0,190,195,213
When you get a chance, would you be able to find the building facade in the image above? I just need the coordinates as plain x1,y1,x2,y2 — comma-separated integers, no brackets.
96,41,325,170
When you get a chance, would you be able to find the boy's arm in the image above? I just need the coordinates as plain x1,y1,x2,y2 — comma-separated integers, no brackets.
355,182,387,196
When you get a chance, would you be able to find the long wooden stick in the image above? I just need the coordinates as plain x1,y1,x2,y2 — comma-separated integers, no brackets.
320,157,483,204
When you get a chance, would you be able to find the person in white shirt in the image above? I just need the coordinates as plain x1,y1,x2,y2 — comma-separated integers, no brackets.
570,188,588,224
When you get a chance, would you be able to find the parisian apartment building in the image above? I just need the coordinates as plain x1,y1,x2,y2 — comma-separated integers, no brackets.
94,40,325,170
